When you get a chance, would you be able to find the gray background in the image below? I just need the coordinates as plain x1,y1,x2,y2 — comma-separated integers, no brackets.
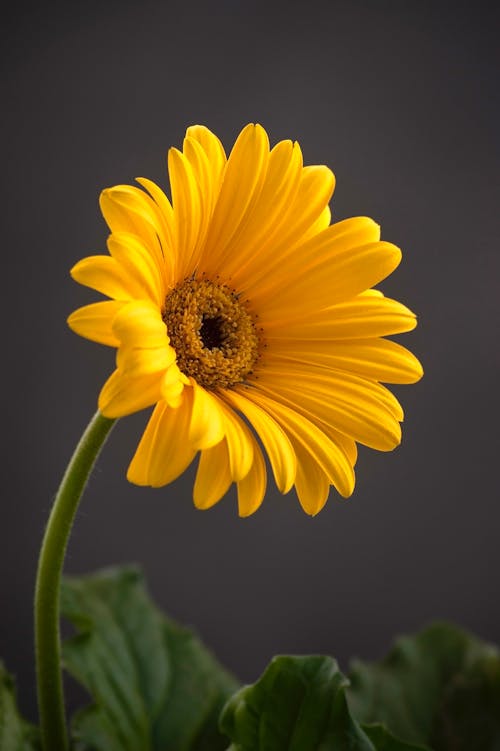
2,0,499,723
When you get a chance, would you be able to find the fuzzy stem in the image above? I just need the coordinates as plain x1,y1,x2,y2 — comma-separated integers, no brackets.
35,411,116,751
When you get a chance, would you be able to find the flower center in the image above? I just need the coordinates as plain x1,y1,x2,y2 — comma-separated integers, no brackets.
162,278,260,390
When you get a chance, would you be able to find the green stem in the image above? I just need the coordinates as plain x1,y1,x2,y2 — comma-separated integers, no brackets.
35,411,116,751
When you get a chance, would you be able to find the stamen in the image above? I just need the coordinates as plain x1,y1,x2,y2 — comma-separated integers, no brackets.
162,279,260,390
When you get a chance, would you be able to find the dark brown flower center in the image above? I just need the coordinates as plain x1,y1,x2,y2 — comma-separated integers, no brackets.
200,314,225,350
162,278,260,389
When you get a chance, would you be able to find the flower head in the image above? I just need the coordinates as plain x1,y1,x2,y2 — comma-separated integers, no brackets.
68,124,422,516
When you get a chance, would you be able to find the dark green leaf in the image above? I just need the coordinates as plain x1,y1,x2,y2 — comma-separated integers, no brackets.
219,654,375,750
150,617,238,751
0,663,39,751
431,650,500,750
347,622,500,750
362,724,430,750
61,566,238,751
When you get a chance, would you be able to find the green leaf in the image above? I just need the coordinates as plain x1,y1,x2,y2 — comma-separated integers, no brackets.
361,724,430,751
219,654,377,750
0,663,39,751
61,566,238,751
347,622,500,750
431,649,500,750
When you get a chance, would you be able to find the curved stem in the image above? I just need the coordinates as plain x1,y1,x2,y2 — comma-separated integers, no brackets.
35,411,116,751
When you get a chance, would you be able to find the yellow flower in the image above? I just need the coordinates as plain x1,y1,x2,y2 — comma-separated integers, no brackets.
68,124,422,516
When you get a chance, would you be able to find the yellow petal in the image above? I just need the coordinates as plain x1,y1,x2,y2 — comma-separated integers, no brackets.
255,371,401,452
217,399,254,481
290,379,399,450
135,177,176,282
70,255,146,301
167,147,202,279
294,441,331,516
107,232,166,306
224,388,296,493
99,188,139,235
374,383,405,421
244,215,374,300
237,434,266,517
67,301,125,346
98,369,162,418
183,134,223,219
111,300,167,348
177,132,228,277
127,396,196,487
116,343,176,377
270,164,335,251
185,125,227,178
193,440,232,510
300,204,331,242
134,178,175,240
317,420,358,467
264,294,417,341
281,215,381,279
258,240,401,321
200,123,270,276
182,137,215,253
217,139,303,281
189,380,225,450
160,364,187,407
246,390,355,498
269,338,423,384
100,185,167,272
236,161,334,295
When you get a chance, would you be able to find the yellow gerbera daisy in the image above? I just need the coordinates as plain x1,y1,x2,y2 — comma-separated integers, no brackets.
68,123,422,516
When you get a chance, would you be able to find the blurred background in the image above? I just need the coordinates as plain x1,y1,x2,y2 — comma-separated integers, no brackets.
1,0,499,723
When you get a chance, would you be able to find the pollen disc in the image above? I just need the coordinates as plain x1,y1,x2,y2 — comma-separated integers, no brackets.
163,278,260,389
